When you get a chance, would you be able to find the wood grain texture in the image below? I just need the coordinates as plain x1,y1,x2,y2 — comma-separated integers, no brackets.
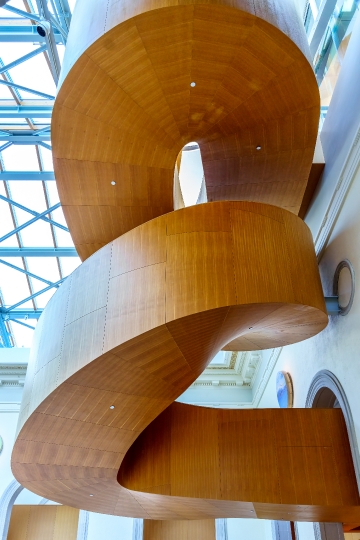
143,519,216,540
120,405,360,522
52,0,319,260
11,202,351,522
7,506,79,540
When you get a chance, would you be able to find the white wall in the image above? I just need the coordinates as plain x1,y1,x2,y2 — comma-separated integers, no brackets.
297,521,316,540
227,518,273,540
0,412,19,496
87,513,133,540
257,115,360,540
258,162,360,441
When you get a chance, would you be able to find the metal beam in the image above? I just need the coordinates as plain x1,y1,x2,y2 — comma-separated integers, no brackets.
5,278,65,311
0,194,67,231
0,247,78,257
52,0,71,33
0,259,58,286
0,141,11,152
0,134,51,142
0,317,12,347
0,202,61,243
0,45,47,75
0,308,43,320
2,5,42,23
11,318,35,330
0,171,55,180
0,26,63,43
0,79,54,100
35,0,62,84
38,141,52,151
0,105,53,118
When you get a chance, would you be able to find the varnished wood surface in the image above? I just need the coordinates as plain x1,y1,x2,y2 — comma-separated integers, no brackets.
120,404,360,522
143,519,216,540
10,202,349,521
7,506,79,540
53,0,319,260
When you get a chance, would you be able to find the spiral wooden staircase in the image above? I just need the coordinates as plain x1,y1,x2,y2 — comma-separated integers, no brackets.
11,1,360,538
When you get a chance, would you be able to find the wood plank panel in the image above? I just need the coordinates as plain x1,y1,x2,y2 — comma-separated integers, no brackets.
143,519,216,540
121,405,360,521
7,506,79,540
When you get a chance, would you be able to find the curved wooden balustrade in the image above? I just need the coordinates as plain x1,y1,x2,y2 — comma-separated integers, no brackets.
52,0,319,260
11,201,355,521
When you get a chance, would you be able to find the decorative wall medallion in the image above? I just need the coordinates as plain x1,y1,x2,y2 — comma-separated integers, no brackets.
276,371,293,408
0,435,3,455
333,259,355,316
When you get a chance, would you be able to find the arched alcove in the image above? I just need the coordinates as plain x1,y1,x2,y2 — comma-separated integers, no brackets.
306,369,360,491
0,480,23,540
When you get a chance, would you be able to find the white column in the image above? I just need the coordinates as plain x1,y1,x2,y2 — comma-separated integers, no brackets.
272,521,293,540
132,519,143,540
76,510,89,540
216,519,228,540
313,523,345,540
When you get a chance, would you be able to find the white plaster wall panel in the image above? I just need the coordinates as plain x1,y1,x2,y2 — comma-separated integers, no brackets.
258,158,360,465
227,518,273,540
86,512,133,540
297,521,316,540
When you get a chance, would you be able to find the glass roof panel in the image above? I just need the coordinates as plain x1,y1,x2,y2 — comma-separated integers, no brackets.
5,46,57,99
38,147,54,170
2,145,40,171
0,0,80,348
0,85,14,99
0,258,34,307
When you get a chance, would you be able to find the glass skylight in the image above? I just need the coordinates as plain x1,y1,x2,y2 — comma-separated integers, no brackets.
0,0,79,348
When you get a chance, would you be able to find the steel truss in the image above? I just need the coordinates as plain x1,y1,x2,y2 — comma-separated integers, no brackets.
0,0,76,347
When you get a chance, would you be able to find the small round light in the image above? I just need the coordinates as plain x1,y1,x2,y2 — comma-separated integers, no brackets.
256,146,261,150
190,82,196,87
110,405,115,410
89,494,94,497
111,181,116,185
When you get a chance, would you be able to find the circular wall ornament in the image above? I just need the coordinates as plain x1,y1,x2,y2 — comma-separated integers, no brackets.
0,435,3,455
276,371,293,408
333,259,355,316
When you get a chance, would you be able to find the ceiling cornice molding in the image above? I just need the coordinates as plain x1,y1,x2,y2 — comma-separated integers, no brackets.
0,402,21,412
0,363,27,387
315,125,360,260
191,351,262,389
206,351,236,370
185,348,282,408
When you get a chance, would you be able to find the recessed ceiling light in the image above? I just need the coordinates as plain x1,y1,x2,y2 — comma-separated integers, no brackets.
110,405,115,410
89,494,94,497
256,146,261,150
111,181,116,185
190,82,196,87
